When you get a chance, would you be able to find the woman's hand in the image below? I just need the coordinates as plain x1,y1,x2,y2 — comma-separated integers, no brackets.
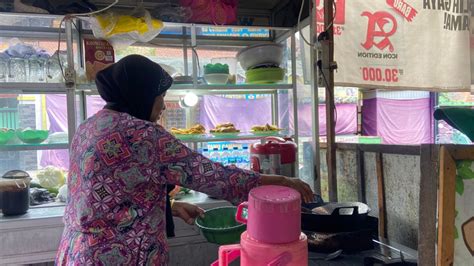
260,174,314,203
171,201,205,225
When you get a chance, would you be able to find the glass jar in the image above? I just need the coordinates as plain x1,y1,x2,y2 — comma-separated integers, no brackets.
28,57,46,82
46,54,67,83
8,58,27,82
0,55,8,82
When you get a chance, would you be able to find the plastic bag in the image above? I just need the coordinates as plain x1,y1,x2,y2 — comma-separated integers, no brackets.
89,6,164,48
179,0,238,25
150,3,192,23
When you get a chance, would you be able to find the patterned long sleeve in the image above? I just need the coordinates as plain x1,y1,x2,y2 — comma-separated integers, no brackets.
152,125,261,205
57,110,261,266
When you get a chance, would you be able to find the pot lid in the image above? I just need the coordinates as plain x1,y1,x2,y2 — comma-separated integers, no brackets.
2,170,30,179
0,170,31,190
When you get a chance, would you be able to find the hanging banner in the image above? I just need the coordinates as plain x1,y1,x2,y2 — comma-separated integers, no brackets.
316,0,472,91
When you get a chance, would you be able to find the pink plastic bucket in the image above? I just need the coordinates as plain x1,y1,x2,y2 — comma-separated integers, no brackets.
212,231,308,266
236,185,301,244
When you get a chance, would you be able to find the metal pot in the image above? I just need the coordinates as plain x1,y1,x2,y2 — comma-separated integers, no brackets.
0,170,31,216
301,201,371,233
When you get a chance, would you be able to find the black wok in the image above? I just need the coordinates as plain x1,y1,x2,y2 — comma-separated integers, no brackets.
301,197,371,233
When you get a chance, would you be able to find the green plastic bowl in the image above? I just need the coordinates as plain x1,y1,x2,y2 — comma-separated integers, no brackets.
0,129,15,145
16,130,49,144
245,67,285,84
195,206,246,245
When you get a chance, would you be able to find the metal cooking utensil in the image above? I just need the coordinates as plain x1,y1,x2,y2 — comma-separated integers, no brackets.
308,249,343,261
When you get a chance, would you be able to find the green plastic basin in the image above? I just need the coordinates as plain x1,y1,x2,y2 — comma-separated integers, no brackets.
0,129,15,145
16,130,49,144
195,206,246,245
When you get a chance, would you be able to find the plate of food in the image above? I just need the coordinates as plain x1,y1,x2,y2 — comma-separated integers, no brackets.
210,123,240,137
171,124,206,139
250,124,282,136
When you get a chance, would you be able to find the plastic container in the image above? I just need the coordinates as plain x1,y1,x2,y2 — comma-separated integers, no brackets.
195,206,246,245
245,67,285,84
236,185,301,244
204,73,229,84
237,44,284,70
213,231,308,266
16,129,49,144
0,129,15,145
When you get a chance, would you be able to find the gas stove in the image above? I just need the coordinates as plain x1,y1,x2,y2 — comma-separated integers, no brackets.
307,238,418,265
305,216,378,253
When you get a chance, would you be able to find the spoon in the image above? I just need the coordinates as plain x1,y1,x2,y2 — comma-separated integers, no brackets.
308,249,343,261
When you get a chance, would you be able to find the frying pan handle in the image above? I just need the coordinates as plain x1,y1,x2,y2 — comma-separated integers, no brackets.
235,201,248,224
332,206,359,216
213,244,241,266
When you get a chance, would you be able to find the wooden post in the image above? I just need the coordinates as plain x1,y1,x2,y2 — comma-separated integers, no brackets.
437,146,457,266
323,0,337,202
376,152,387,238
418,145,439,266
356,147,366,203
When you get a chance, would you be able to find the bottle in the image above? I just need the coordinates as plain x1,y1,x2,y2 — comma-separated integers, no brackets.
221,147,230,165
229,146,239,166
242,146,250,169
201,148,209,159
210,148,220,163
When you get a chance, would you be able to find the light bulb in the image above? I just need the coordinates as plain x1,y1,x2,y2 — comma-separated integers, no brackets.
183,92,198,107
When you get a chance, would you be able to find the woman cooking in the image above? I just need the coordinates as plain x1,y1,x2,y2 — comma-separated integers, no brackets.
56,55,313,265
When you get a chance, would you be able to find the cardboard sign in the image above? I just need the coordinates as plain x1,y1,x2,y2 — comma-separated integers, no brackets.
84,39,114,81
316,0,472,91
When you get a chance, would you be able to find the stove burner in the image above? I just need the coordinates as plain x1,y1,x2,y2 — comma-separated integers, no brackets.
305,216,378,253
306,228,375,253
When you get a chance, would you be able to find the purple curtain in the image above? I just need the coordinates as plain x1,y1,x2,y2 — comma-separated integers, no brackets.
362,98,432,144
199,95,357,137
317,104,357,136
40,95,105,168
199,95,273,131
41,95,358,168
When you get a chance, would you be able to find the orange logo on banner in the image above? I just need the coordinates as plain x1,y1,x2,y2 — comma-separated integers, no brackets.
361,11,398,52
315,0,346,24
386,0,417,22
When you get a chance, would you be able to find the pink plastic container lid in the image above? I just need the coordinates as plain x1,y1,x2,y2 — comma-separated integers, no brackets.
250,185,300,212
236,185,301,244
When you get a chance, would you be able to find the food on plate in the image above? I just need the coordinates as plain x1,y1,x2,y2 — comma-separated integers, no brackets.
170,124,206,135
251,123,282,132
210,123,240,133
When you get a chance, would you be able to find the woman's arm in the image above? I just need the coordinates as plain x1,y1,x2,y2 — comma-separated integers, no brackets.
260,174,314,203
154,126,260,204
